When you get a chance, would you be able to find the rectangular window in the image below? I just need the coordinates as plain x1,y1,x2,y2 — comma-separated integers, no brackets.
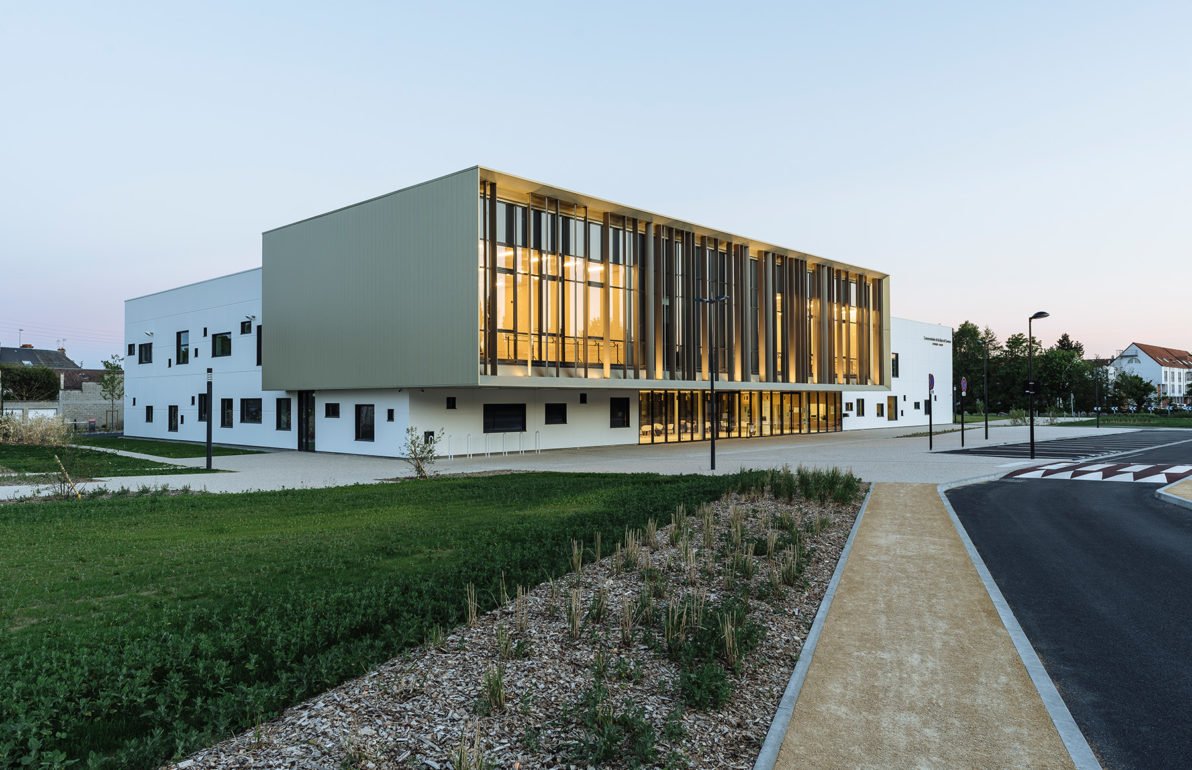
211,333,232,357
276,398,291,430
145,405,153,423
138,343,153,364
876,402,885,417
856,399,865,417
580,393,588,404
168,405,178,432
891,352,900,378
387,408,394,422
240,320,253,334
127,343,135,356
545,402,567,425
176,331,189,365
355,404,375,441
220,398,233,428
325,402,340,418
483,403,526,433
610,397,630,428
888,395,898,421
198,393,209,422
256,325,262,366
914,401,921,410
446,396,457,409
240,398,262,424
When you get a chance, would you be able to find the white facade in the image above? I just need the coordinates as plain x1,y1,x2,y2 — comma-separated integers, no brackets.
124,269,293,450
842,318,954,430
1111,343,1191,404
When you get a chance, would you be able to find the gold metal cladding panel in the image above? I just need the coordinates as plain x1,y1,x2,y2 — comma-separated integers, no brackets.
262,167,480,391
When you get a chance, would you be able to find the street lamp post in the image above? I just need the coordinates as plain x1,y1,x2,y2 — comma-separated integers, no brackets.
696,295,729,471
1028,310,1049,460
983,341,990,440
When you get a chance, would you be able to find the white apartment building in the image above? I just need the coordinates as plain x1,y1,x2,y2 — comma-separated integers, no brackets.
1111,342,1192,405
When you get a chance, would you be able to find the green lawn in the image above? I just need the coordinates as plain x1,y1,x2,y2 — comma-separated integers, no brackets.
0,444,207,483
1066,414,1192,429
0,472,733,769
74,435,262,458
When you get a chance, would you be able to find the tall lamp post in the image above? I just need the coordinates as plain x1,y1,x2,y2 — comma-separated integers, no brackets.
983,340,990,440
696,295,729,471
1028,310,1049,459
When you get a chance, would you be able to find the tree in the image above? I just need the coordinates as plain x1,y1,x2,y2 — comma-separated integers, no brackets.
0,365,58,401
401,426,443,479
1112,372,1153,411
99,355,124,430
1054,333,1085,358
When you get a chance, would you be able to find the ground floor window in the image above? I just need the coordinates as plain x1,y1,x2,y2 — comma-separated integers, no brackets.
197,393,209,422
355,404,375,441
638,389,842,444
887,395,898,421
276,398,291,431
145,405,153,423
856,399,865,417
545,403,567,425
240,398,262,424
483,403,526,433
168,405,178,432
610,397,631,428
221,398,233,428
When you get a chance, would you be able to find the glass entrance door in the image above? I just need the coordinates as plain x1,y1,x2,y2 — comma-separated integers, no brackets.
297,391,316,451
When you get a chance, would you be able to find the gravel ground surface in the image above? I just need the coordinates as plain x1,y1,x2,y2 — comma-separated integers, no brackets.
165,488,862,770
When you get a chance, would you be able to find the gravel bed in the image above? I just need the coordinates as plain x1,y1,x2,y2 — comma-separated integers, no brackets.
166,488,863,770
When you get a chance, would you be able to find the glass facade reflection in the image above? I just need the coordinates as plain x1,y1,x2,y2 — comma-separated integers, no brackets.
638,389,842,444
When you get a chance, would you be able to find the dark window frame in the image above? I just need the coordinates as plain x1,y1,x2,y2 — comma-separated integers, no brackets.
325,402,340,419
220,398,233,428
276,398,291,430
198,393,209,422
240,320,253,334
176,331,190,365
137,342,153,364
240,398,262,424
446,396,457,410
610,397,631,428
145,404,153,423
355,404,375,442
545,402,567,425
483,403,526,433
211,332,232,358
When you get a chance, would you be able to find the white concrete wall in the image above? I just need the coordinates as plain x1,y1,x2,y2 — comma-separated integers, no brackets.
1112,344,1160,389
409,387,640,456
842,317,953,430
308,389,410,457
123,269,294,449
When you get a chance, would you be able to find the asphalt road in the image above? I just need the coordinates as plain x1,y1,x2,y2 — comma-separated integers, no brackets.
945,428,1189,460
948,443,1192,770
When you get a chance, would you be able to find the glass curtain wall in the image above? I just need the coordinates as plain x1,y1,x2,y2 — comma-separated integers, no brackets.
480,184,884,388
638,389,842,444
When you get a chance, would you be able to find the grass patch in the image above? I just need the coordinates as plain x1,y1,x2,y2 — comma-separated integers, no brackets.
0,444,207,482
1066,415,1192,429
0,472,732,769
74,436,262,458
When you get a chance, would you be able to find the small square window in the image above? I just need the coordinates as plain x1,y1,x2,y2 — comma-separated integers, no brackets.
845,402,854,411
127,343,135,356
545,402,567,425
325,403,340,418
387,408,395,422
579,393,588,404
240,398,262,424
914,401,921,410
211,333,231,357
446,396,457,410
240,320,252,334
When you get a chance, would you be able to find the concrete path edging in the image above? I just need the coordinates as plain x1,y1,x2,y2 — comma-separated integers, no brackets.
937,485,1102,770
1155,479,1192,512
752,483,874,770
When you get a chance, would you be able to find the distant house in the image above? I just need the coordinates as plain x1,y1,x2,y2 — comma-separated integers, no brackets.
0,345,123,429
1110,343,1192,405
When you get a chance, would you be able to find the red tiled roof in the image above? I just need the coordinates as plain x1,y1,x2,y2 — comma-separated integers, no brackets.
1131,342,1192,369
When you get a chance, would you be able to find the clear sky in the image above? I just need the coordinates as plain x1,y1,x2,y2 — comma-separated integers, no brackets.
2,1,1188,367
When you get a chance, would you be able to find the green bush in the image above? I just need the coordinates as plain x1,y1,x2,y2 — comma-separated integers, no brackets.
677,662,731,710
1009,408,1027,426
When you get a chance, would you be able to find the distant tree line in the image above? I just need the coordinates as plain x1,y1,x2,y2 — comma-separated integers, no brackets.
951,322,1155,414
0,365,59,402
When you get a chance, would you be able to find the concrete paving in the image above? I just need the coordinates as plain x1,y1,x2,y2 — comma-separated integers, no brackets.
773,483,1074,769
1164,476,1192,502
0,423,1142,500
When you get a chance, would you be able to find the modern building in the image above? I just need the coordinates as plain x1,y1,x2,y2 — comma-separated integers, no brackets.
1111,342,1192,405
124,167,952,456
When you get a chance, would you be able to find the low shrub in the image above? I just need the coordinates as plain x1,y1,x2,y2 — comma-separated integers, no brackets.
0,415,68,446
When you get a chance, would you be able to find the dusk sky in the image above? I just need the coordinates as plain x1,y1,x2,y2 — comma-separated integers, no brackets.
2,1,1188,368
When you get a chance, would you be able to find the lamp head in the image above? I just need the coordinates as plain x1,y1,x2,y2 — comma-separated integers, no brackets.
1030,311,1050,321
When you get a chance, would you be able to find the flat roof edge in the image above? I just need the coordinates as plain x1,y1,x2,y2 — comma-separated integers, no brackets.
125,266,261,303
